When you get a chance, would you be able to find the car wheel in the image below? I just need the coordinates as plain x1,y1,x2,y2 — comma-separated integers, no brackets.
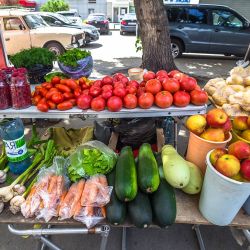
171,39,183,58
44,42,65,56
120,31,124,35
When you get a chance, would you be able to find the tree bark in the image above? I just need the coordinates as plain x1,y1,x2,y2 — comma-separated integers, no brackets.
134,0,176,72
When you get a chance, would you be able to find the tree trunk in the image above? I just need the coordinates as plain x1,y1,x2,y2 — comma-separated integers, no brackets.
134,0,176,72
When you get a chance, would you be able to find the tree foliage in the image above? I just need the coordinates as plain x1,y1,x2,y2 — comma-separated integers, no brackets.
40,0,69,12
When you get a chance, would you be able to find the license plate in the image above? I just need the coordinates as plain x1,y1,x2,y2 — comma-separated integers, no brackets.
128,22,136,25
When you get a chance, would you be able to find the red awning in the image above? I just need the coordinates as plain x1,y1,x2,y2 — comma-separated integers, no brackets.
0,30,9,68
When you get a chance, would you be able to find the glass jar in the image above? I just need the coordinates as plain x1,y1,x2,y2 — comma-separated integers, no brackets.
0,73,11,110
1,67,15,84
10,72,32,109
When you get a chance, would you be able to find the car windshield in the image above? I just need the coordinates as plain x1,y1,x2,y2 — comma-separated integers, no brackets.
58,12,76,17
88,15,105,21
124,14,136,20
52,13,72,24
24,14,47,29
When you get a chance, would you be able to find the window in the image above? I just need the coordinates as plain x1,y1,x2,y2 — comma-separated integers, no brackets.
23,15,47,29
167,7,188,23
212,10,243,28
3,17,25,31
88,8,95,14
88,0,96,3
187,8,207,24
42,16,60,25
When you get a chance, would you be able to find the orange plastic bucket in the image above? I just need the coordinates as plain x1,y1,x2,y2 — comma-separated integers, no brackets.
186,132,232,174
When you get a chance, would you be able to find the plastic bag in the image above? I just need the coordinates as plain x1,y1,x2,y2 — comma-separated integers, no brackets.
113,118,156,149
58,179,85,220
94,120,112,145
68,140,117,181
80,175,112,207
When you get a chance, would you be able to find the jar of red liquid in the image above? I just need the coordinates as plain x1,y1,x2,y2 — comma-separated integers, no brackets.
10,72,32,109
2,67,15,84
0,73,11,110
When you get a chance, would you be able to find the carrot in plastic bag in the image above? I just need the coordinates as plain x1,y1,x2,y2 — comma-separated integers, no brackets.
81,177,99,206
70,180,85,217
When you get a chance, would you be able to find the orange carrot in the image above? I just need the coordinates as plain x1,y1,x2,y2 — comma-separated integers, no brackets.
74,200,82,217
70,180,85,217
85,206,94,217
81,178,98,206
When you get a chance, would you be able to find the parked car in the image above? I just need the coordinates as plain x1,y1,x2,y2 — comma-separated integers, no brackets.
38,12,99,44
18,0,36,8
57,9,83,26
86,13,109,34
120,13,137,35
0,10,85,55
165,4,250,58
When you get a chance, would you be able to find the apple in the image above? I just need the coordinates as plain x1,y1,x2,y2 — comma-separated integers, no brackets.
228,141,250,160
222,118,232,134
232,116,248,131
180,77,197,92
200,128,225,142
215,154,241,177
190,90,208,106
162,78,180,93
206,108,228,128
143,71,155,81
247,117,250,128
240,159,250,181
186,115,207,135
241,129,250,141
210,148,227,166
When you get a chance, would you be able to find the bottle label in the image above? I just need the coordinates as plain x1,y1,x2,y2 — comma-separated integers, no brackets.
3,135,29,162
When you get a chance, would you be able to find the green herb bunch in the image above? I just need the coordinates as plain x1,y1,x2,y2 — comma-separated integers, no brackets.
10,48,55,70
58,48,91,68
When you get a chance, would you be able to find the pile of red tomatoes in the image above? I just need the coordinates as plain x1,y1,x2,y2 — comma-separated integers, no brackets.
33,69,208,112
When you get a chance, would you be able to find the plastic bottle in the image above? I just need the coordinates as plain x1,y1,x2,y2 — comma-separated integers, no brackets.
0,118,31,174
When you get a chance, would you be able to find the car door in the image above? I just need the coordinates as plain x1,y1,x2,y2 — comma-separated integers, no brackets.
209,9,250,55
168,7,211,53
2,17,31,55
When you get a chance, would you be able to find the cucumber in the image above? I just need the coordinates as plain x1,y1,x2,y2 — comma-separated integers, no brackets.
151,179,176,228
128,190,152,228
106,170,126,225
115,146,138,202
138,143,160,193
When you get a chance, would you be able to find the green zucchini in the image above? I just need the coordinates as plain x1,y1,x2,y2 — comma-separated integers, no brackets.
106,170,127,225
128,190,152,228
151,179,176,228
115,146,138,202
138,143,160,193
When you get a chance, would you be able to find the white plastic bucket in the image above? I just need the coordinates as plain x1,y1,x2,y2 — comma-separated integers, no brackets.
199,150,250,226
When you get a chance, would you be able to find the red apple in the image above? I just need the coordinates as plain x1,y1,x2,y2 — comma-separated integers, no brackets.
240,158,250,180
222,118,232,133
228,141,250,160
190,89,208,106
206,108,228,128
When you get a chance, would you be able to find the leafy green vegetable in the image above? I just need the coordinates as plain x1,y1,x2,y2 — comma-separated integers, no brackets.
9,48,55,69
67,142,117,182
58,49,91,68
45,72,67,82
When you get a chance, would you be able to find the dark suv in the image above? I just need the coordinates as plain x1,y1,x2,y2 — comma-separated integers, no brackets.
165,4,250,58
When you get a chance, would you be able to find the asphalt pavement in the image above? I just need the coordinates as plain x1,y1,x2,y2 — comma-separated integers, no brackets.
0,31,248,250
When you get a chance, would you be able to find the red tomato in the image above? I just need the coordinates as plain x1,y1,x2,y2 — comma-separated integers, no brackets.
47,100,56,110
156,70,169,78
92,80,102,88
68,98,77,106
156,75,168,83
77,94,92,109
124,94,137,109
113,73,126,82
80,79,90,90
194,85,201,91
45,88,59,100
173,91,190,107
91,97,105,111
32,95,42,105
173,72,187,82
44,83,53,90
37,102,49,112
114,81,126,89
107,96,123,112
102,76,113,85
155,91,173,108
102,90,113,100
120,77,129,85
137,87,145,97
74,88,82,98
57,101,73,111
162,78,180,93
89,86,102,97
128,80,139,89
145,79,162,95
138,92,154,109
51,76,61,85
180,77,197,92
64,79,78,90
102,85,113,92
190,89,208,105
140,81,146,87
126,85,137,94
113,87,126,98
63,92,74,100
39,88,48,97
55,84,71,93
82,89,90,95
143,71,156,81
168,70,180,78
51,92,64,104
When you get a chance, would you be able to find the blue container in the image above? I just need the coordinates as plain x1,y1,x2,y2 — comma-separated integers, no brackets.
243,196,250,215
0,118,31,174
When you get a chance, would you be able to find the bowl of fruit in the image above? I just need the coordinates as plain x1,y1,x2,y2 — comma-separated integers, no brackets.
231,116,250,145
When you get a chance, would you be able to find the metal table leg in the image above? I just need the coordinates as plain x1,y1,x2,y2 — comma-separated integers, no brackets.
193,225,206,250
122,227,127,250
40,236,61,250
242,229,250,243
99,225,110,250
